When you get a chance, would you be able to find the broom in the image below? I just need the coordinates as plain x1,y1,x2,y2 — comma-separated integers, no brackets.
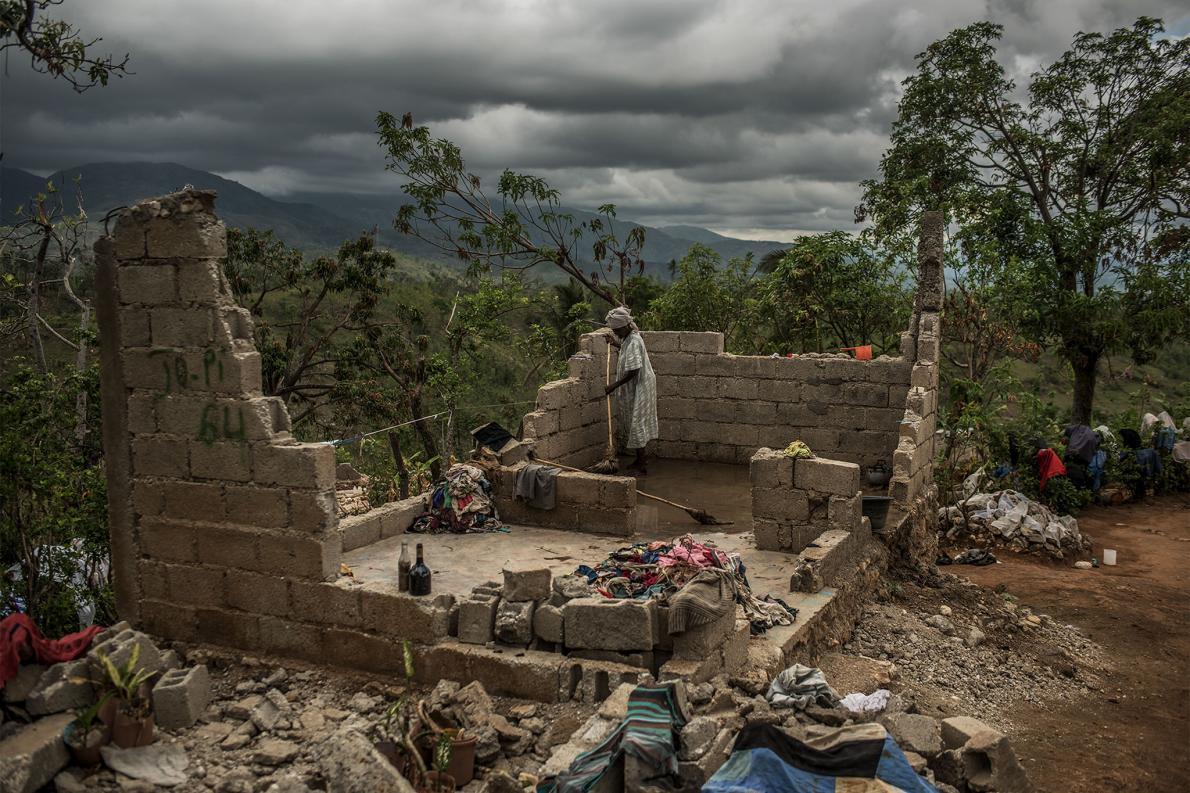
538,457,729,526
587,345,619,475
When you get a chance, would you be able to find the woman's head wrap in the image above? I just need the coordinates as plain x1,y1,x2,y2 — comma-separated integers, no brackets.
605,306,637,330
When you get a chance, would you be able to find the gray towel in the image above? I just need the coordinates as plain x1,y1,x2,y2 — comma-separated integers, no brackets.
515,463,559,510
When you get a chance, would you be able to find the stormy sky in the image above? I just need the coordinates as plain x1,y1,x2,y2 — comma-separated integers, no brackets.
2,1,1185,239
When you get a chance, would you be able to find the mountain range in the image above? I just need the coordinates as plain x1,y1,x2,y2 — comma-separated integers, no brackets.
0,162,793,277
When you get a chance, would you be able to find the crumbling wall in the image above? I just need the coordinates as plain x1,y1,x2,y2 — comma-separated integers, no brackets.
750,450,862,553
95,189,456,671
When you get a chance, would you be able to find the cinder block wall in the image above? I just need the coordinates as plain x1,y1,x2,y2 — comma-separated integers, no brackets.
96,189,455,671
750,450,862,552
519,330,909,476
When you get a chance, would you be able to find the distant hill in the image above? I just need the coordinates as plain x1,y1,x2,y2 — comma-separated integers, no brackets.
2,161,795,278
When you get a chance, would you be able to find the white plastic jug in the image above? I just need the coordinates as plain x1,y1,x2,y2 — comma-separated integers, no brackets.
1103,549,1117,566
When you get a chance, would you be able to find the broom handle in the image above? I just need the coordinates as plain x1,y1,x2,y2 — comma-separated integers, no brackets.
604,346,614,449
534,457,700,513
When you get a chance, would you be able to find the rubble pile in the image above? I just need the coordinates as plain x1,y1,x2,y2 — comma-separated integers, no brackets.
939,490,1091,558
843,578,1104,731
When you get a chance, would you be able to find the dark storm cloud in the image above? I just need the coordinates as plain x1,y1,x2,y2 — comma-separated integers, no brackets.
2,0,1184,238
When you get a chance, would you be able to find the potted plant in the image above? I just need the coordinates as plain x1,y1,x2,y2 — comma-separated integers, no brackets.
97,644,156,748
422,733,455,792
63,693,113,766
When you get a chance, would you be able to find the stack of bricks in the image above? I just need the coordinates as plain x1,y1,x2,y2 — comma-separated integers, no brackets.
889,310,940,507
520,333,614,469
488,466,637,536
95,189,452,673
750,448,863,552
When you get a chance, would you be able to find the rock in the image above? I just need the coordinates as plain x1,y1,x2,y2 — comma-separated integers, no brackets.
153,665,212,730
472,724,501,764
502,563,551,602
53,769,88,793
265,775,313,793
453,681,495,729
924,615,956,636
317,728,416,793
100,744,189,787
965,627,986,648
26,660,94,716
224,694,264,721
880,713,942,758
159,650,183,672
262,668,289,687
705,688,736,713
0,714,72,793
346,692,380,713
688,683,714,706
196,722,235,742
903,751,927,774
932,749,966,789
679,716,721,761
254,738,300,766
541,712,584,748
87,630,161,680
939,605,952,616
508,703,538,720
962,730,1034,792
804,706,850,727
220,731,253,751
495,600,536,645
1025,614,1042,626
214,767,256,793
482,772,523,793
3,665,47,704
552,574,592,601
532,604,564,644
940,716,996,750
300,709,328,732
251,690,290,731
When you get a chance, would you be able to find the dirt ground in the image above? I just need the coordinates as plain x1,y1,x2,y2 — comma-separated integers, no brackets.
958,493,1190,793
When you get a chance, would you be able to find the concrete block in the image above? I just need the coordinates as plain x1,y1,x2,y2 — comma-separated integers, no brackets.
132,435,189,478
145,214,227,259
458,597,499,645
288,489,338,533
360,585,449,639
226,569,290,616
196,524,259,570
960,729,1035,793
24,660,93,716
533,603,564,644
2,664,46,704
880,712,942,758
536,379,581,411
165,564,227,609
670,606,737,660
793,457,860,495
290,580,362,627
118,264,177,305
0,713,72,793
340,512,382,551
258,616,326,662
639,331,681,352
129,478,163,519
753,518,781,551
678,333,724,354
225,484,289,528
564,598,654,652
149,307,215,347
259,532,339,580
126,393,157,434
88,629,162,679
750,448,793,489
188,440,252,482
195,607,261,649
827,494,861,528
495,599,536,645
503,563,552,602
118,308,152,346
162,480,226,521
941,716,999,750
176,259,224,303
253,442,335,489
139,518,199,563
152,664,212,729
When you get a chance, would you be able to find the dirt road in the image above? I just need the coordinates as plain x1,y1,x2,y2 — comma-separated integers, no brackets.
958,494,1190,793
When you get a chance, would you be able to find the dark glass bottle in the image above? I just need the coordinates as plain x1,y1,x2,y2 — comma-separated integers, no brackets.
409,543,432,596
397,540,411,592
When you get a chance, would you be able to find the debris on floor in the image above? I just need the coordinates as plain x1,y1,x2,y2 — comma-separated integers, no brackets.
939,490,1092,558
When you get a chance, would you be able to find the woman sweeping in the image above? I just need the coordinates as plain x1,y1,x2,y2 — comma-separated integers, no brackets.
602,306,658,475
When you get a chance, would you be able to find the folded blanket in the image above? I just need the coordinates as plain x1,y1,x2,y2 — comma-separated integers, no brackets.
667,568,734,635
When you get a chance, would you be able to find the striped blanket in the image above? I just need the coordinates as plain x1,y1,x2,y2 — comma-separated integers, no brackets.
538,683,689,793
704,722,938,792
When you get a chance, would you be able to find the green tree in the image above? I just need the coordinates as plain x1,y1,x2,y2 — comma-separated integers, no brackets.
644,244,761,352
758,231,911,354
862,18,1189,423
376,112,646,305
0,0,129,91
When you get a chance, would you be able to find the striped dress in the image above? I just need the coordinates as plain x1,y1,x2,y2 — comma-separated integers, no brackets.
615,331,658,450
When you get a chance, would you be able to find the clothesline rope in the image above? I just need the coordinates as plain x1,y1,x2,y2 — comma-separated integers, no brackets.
319,399,538,447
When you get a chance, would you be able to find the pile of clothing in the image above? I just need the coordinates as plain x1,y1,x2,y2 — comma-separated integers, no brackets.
575,535,795,632
938,490,1090,556
410,463,504,534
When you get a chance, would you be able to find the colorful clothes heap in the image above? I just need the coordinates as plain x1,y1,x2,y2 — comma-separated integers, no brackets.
574,535,795,632
410,463,504,534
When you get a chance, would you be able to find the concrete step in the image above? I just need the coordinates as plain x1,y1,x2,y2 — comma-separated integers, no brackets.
789,518,874,594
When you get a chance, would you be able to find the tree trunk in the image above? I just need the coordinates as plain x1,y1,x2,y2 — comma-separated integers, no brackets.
387,430,410,499
1069,350,1100,426
408,386,442,483
27,232,50,372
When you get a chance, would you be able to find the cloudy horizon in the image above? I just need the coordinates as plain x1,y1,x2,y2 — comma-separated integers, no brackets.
2,0,1186,241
